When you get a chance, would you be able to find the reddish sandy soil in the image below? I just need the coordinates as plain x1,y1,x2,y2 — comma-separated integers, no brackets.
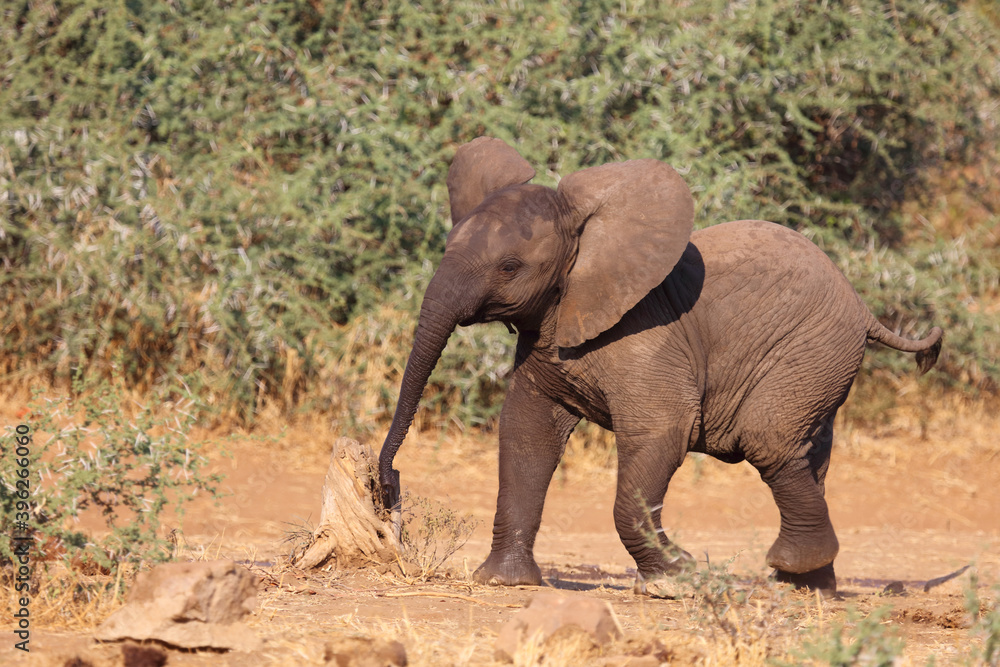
4,398,999,665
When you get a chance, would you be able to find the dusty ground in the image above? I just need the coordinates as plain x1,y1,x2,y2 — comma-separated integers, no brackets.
3,397,999,665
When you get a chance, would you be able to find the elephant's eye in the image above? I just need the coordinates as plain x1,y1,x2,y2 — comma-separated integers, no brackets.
499,260,520,275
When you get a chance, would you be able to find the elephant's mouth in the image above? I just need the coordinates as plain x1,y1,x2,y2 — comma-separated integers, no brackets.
460,304,495,327
465,299,524,329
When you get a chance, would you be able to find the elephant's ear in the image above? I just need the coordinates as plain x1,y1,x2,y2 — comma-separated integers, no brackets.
555,159,694,349
447,137,536,224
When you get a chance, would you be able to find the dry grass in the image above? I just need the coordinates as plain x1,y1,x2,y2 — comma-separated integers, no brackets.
0,526,261,634
238,565,986,667
2,386,998,665
1,562,128,631
398,495,479,583
837,383,1000,465
8,525,996,665
901,158,1000,244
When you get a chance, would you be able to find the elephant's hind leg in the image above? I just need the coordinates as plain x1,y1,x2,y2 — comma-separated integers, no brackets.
751,416,839,594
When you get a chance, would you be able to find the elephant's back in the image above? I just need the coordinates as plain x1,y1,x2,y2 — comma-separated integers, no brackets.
693,220,838,274
691,220,860,313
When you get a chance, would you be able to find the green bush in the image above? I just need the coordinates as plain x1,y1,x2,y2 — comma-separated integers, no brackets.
1,0,997,426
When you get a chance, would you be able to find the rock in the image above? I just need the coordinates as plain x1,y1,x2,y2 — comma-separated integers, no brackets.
324,636,408,666
633,573,685,599
881,581,907,596
95,560,261,651
495,591,622,662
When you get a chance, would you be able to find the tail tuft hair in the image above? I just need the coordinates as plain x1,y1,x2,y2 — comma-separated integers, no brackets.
915,333,943,374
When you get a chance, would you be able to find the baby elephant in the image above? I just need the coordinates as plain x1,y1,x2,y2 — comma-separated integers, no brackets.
378,137,942,595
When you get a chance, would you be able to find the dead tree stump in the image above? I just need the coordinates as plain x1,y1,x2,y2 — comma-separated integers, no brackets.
293,437,401,570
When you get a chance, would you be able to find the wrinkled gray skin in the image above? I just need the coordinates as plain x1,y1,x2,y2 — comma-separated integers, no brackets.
378,138,943,595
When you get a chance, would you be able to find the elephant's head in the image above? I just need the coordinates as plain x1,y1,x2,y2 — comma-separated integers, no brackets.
377,137,694,509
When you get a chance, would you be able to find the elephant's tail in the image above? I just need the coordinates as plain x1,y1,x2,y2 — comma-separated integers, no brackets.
866,317,943,374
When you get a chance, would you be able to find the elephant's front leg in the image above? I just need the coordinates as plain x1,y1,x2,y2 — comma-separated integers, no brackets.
614,419,696,591
473,378,579,586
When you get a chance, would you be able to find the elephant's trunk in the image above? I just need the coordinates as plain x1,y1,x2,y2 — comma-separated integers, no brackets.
377,268,477,510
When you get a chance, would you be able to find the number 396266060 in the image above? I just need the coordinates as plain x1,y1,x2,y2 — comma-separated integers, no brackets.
14,424,31,516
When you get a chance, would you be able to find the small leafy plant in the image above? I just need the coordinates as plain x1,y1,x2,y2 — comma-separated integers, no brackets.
663,557,788,664
788,607,903,667
965,572,1000,666
0,371,223,576
637,507,789,662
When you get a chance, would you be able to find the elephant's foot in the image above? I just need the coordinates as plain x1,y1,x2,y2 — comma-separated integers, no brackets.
772,562,838,597
765,524,838,578
472,551,542,586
